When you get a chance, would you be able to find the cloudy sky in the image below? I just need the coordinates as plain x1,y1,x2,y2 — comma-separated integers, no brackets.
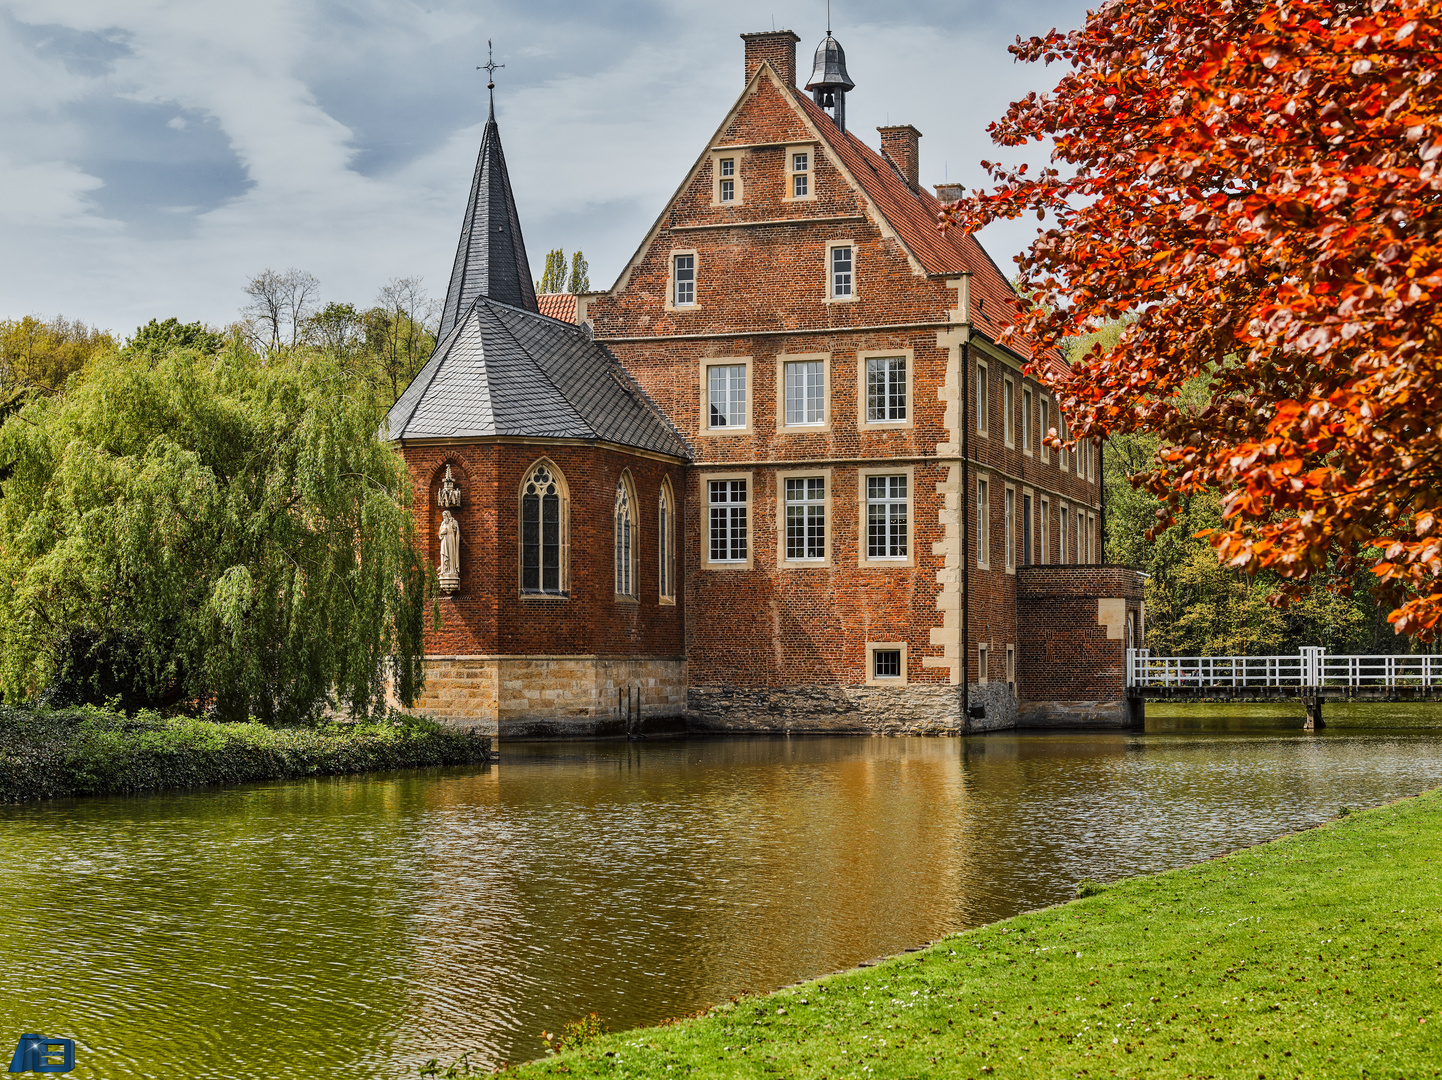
1,0,1093,336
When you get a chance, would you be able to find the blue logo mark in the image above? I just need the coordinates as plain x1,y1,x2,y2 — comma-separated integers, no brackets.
7,1035,74,1074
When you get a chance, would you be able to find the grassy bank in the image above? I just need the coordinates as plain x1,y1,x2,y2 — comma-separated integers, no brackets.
517,789,1442,1079
0,706,490,802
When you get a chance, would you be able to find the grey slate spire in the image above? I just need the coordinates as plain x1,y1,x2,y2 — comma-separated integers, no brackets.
437,95,538,340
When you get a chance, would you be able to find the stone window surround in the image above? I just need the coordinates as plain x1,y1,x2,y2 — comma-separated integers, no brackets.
710,150,745,207
1059,411,1070,473
613,469,639,604
856,348,914,430
1021,484,1035,568
824,240,857,304
776,352,831,432
1003,373,1016,449
975,357,989,437
1006,643,1017,685
1021,385,1034,457
784,143,817,203
658,476,676,606
865,641,909,686
666,248,700,312
975,472,991,570
1038,395,1051,464
517,456,571,602
857,464,915,568
775,466,833,568
700,470,754,570
977,642,989,685
1039,494,1050,566
697,355,753,437
1088,510,1098,563
1004,481,1017,574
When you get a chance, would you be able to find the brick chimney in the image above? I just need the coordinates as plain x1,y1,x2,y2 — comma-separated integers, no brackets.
933,183,964,204
878,125,922,190
742,30,800,86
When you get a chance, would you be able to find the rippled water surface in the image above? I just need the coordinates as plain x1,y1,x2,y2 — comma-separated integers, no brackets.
4,708,1442,1077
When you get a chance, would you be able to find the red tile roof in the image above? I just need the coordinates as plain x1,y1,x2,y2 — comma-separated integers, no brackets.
791,90,1066,377
536,293,578,323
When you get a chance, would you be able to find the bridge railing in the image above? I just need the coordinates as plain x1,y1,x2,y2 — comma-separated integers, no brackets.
1126,648,1442,689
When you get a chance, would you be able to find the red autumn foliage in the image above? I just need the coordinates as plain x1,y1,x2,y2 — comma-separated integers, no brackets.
940,0,1442,638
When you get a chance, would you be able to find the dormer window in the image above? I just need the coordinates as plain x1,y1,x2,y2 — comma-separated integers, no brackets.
719,158,736,202
792,151,810,197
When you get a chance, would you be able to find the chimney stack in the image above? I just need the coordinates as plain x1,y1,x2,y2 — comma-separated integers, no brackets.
878,125,922,190
742,30,800,86
933,183,964,204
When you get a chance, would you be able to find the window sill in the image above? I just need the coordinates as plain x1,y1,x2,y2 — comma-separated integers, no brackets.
861,557,914,569
520,593,570,602
614,595,640,605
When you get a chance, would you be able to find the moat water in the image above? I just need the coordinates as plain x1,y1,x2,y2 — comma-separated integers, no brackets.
3,705,1442,1078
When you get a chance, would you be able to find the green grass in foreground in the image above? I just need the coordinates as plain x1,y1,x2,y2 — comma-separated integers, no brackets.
516,790,1442,1079
0,705,491,802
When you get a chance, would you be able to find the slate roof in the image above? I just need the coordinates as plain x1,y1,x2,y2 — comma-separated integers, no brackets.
385,295,690,459
437,99,538,340
789,89,1068,379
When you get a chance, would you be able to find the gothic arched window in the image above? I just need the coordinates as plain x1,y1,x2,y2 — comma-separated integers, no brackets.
658,479,675,603
614,474,637,598
520,461,568,595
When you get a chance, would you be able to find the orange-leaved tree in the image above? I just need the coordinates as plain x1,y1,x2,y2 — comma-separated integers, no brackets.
941,1,1442,638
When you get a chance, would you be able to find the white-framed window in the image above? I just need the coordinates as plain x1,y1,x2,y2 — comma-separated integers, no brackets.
783,476,826,562
866,642,909,685
976,476,990,568
865,355,906,423
1004,485,1016,571
866,474,908,560
1022,386,1033,454
718,157,736,203
1003,376,1016,447
829,244,853,299
614,474,637,599
672,253,696,307
977,642,989,685
1039,397,1050,463
783,360,825,426
707,477,749,565
520,459,569,597
705,362,748,431
790,148,812,198
658,480,675,603
976,360,989,436
1059,505,1070,563
1039,496,1050,565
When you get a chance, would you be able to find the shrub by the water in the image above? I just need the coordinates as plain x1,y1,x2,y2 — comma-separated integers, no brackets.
0,706,489,803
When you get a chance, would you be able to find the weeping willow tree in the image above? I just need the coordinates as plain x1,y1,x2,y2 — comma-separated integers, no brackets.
0,342,430,722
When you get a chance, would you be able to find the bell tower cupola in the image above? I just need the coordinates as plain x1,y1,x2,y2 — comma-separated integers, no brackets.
805,30,855,132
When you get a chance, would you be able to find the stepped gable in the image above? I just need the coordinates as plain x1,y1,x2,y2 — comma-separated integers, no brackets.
385,294,689,459
437,98,538,340
787,88,1068,379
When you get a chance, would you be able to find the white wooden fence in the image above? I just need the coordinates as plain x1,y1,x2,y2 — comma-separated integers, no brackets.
1126,648,1442,689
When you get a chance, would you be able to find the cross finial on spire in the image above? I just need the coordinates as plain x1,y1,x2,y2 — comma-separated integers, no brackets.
478,40,504,91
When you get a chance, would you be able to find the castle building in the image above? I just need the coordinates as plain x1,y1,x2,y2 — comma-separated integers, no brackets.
386,30,1145,738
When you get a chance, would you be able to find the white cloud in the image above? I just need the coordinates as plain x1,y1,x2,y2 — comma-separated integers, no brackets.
0,0,1092,333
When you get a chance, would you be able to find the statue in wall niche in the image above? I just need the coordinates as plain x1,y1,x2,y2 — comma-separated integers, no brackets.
438,509,461,593
438,465,462,508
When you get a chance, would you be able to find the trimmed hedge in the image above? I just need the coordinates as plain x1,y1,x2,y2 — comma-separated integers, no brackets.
0,706,492,802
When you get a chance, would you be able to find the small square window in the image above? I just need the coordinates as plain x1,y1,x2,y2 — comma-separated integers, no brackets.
720,178,735,202
873,650,902,679
830,245,853,299
673,254,695,306
720,158,735,177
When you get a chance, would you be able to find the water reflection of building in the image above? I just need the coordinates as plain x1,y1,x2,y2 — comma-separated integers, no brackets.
386,29,1144,738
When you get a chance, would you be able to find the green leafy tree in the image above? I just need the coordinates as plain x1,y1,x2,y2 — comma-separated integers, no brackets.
537,248,567,294
567,251,590,294
126,318,225,356
0,343,430,721
0,315,116,393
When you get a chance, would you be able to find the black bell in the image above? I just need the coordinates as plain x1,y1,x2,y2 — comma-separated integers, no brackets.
805,33,854,132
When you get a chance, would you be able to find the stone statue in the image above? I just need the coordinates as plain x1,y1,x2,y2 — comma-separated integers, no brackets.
438,509,461,593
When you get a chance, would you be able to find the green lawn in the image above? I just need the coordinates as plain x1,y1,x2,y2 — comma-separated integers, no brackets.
514,789,1442,1079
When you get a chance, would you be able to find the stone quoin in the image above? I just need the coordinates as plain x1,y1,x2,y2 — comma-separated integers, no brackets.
386,29,1145,737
